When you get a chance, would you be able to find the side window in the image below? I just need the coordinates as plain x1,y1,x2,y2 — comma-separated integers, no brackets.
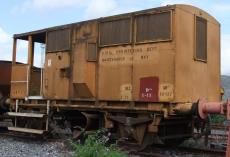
87,43,97,61
195,16,207,62
99,18,131,46
47,28,70,52
136,11,171,43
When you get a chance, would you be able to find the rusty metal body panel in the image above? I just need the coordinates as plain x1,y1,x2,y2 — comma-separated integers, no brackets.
174,5,220,102
11,4,220,105
0,61,11,86
0,61,12,96
43,52,70,99
98,43,175,102
97,5,220,103
72,21,98,99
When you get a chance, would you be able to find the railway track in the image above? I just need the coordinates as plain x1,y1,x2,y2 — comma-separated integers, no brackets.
0,130,44,141
209,124,228,142
211,124,228,130
127,144,226,157
175,146,226,156
192,124,228,141
0,123,228,157
129,152,170,157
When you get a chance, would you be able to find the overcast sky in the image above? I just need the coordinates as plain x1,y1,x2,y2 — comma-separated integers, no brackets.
0,0,230,74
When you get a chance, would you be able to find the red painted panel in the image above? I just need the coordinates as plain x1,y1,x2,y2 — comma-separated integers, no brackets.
139,77,159,102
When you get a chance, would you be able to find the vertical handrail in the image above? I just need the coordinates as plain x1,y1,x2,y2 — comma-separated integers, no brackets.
40,44,45,97
15,99,19,113
26,65,30,97
45,100,50,131
12,39,17,65
15,99,19,127
27,35,33,97
40,67,43,96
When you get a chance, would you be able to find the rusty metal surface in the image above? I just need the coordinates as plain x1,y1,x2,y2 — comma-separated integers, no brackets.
43,52,70,99
98,43,175,101
73,83,93,98
11,4,220,107
10,64,29,98
98,6,220,103
174,6,220,102
72,21,98,99
0,61,11,86
0,61,11,96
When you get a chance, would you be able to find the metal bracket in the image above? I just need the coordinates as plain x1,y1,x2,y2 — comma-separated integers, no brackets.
108,115,152,126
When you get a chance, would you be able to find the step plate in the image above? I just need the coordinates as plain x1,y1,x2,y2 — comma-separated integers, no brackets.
0,120,13,127
8,127,45,134
6,112,46,118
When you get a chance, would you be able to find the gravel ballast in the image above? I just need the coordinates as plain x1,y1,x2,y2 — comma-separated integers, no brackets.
0,136,72,157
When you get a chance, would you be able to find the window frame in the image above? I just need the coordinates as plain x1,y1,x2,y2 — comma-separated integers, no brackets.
134,10,173,44
99,17,132,47
86,42,97,62
46,28,71,53
194,15,207,63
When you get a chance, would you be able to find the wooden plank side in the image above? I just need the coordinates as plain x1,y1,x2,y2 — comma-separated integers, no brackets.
43,52,70,99
98,43,175,102
11,64,29,98
98,45,133,100
72,21,97,98
207,22,221,101
132,43,175,102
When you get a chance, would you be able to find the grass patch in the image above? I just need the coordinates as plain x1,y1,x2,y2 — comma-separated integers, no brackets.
210,114,226,124
71,129,127,157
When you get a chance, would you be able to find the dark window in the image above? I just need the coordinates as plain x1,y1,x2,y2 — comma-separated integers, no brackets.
195,16,207,61
47,28,70,52
87,43,97,61
99,18,131,46
136,11,171,42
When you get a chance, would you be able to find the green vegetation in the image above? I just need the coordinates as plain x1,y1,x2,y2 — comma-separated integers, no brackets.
210,114,226,124
71,129,127,157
